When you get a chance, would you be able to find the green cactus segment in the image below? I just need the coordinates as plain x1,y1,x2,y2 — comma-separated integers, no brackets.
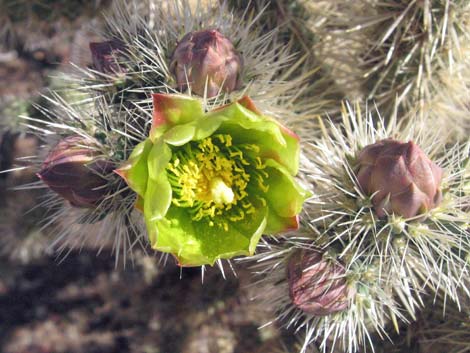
119,94,309,266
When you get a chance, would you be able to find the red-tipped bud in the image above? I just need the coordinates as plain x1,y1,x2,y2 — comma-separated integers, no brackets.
37,136,114,208
287,250,354,316
89,40,126,74
356,139,443,218
170,29,242,98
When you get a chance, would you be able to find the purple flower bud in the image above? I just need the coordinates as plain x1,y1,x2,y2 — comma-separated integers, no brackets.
89,40,126,74
170,29,243,98
287,250,354,316
37,136,115,208
356,139,443,218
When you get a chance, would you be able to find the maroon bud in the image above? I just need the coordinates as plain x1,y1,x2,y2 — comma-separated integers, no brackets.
170,29,243,98
89,40,126,74
287,250,354,316
37,136,114,208
356,139,443,218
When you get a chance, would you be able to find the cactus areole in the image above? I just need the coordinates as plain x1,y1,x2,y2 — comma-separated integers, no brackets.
116,94,310,266
356,139,443,219
170,29,243,98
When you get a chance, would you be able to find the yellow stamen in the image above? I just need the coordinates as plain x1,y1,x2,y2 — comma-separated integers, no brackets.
167,134,268,228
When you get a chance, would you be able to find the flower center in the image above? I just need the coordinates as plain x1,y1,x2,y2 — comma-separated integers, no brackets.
210,177,234,205
167,134,269,229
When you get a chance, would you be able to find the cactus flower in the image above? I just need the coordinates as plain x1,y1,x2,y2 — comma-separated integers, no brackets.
287,250,354,316
116,94,309,266
89,40,126,74
356,139,443,218
37,135,114,208
170,29,242,98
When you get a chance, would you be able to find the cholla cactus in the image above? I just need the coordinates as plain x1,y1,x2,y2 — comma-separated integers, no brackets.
22,92,148,265
302,103,470,307
249,238,400,353
249,102,470,353
419,44,470,142
89,40,127,75
360,0,470,110
305,0,470,113
20,0,315,267
70,0,312,123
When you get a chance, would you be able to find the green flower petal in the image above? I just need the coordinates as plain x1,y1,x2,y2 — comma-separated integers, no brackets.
150,94,205,142
162,115,226,146
276,129,300,175
144,173,172,223
147,141,172,180
193,116,224,141
210,100,265,123
262,159,311,231
217,97,300,174
216,120,300,175
163,124,196,146
265,211,299,234
215,102,284,143
115,139,152,197
152,204,267,266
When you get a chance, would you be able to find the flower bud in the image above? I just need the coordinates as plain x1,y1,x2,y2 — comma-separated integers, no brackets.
356,139,443,218
170,29,242,98
89,40,126,74
37,136,114,208
287,250,354,316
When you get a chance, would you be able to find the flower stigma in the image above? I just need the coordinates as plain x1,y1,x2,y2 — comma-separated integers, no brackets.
210,177,234,205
